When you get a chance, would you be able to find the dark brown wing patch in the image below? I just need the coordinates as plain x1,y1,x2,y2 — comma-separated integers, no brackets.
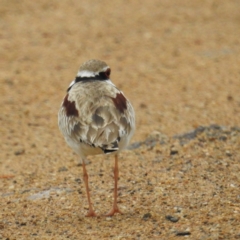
62,94,79,117
111,92,127,113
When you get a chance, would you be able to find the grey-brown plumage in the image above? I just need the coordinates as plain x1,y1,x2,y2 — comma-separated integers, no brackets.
58,59,135,217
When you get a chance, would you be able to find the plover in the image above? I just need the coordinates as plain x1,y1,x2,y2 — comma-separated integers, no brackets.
58,59,135,216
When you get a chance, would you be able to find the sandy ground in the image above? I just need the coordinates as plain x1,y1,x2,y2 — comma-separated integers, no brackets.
1,0,240,239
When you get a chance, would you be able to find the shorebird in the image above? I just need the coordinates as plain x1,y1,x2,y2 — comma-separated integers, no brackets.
58,59,135,216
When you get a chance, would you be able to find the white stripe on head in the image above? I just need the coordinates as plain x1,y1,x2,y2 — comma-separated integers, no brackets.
77,70,96,77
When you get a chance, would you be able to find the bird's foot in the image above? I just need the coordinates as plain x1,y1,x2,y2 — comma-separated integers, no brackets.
86,209,97,217
105,206,122,216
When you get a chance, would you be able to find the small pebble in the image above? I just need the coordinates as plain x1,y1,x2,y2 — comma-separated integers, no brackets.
75,178,82,183
175,231,191,236
170,149,178,155
14,149,25,155
58,166,68,172
174,206,182,213
225,150,232,157
165,215,179,223
219,135,227,141
142,213,152,220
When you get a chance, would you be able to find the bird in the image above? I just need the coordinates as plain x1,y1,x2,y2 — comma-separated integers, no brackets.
58,59,135,217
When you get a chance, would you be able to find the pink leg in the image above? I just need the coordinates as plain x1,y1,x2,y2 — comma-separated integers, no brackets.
106,155,122,216
82,160,97,217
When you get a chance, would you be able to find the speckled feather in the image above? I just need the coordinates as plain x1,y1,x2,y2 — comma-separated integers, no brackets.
58,60,135,159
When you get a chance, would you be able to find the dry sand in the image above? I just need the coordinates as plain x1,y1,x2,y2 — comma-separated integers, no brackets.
1,1,240,239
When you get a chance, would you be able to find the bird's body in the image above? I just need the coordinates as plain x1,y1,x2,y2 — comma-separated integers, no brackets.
58,59,135,216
